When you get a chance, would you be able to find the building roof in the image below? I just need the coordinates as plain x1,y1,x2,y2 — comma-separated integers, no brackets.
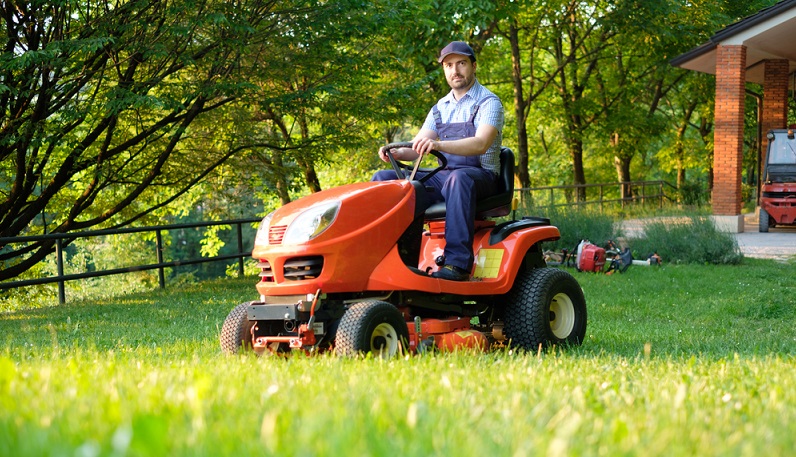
671,0,796,83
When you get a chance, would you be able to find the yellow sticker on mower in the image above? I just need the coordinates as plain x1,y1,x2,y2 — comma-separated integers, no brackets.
473,249,504,279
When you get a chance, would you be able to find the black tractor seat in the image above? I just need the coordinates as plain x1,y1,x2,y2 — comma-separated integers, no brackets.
423,147,515,220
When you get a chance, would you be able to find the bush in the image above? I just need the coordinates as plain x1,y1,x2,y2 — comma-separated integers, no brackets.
677,181,709,206
529,207,621,252
627,216,743,265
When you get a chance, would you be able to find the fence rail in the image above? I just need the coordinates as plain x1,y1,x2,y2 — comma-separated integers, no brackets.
0,218,261,304
516,180,677,210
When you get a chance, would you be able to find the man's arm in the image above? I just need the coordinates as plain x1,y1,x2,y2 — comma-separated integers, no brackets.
377,129,436,162
413,124,498,156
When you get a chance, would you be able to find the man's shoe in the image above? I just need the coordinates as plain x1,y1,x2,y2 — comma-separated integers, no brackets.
431,265,470,281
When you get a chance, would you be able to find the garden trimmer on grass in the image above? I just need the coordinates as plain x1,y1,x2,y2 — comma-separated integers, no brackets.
220,143,587,357
545,239,656,275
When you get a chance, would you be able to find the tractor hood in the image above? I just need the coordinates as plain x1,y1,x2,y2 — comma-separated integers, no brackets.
259,181,414,246
251,179,419,294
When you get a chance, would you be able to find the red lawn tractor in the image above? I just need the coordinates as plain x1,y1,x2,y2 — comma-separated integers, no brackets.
759,129,796,232
220,143,587,357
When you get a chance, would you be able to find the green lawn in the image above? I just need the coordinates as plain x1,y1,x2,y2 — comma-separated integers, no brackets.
1,258,795,456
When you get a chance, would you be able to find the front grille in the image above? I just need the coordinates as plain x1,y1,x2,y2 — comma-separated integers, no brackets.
258,260,274,282
269,225,287,245
762,192,796,200
284,256,323,281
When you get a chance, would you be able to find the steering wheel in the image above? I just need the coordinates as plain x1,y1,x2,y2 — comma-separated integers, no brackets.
382,142,447,184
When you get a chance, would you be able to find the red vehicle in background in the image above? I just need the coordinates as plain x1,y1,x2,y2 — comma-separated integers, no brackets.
760,129,796,232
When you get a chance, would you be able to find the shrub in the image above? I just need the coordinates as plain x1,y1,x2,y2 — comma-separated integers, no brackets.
627,216,743,265
677,181,709,206
530,207,621,252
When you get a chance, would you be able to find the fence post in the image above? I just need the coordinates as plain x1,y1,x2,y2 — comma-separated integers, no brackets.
236,222,245,277
156,230,165,289
599,185,604,212
642,182,647,207
56,239,66,305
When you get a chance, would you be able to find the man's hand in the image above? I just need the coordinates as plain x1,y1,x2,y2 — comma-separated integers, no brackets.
378,145,419,163
413,137,439,156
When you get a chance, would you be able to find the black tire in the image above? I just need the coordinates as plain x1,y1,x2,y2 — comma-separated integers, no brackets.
504,267,587,350
759,208,770,232
335,300,408,358
220,302,255,354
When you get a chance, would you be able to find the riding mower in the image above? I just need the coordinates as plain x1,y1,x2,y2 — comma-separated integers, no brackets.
220,143,587,357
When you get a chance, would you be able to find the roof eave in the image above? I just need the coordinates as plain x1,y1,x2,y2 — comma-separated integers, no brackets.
670,41,716,68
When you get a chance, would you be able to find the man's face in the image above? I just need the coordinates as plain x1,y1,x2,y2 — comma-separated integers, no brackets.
442,54,476,91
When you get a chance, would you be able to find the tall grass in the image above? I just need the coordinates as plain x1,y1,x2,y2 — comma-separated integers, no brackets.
1,258,795,456
530,207,620,252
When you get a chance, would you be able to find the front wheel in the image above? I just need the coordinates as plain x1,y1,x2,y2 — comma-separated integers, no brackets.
503,268,587,350
220,302,255,354
759,208,771,232
335,301,408,358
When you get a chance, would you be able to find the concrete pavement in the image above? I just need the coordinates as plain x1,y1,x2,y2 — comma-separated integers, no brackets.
735,213,796,261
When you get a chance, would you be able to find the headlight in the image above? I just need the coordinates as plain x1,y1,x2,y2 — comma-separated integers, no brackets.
282,201,340,245
254,212,274,247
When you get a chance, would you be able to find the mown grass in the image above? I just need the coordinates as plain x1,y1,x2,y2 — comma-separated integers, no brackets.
1,258,795,456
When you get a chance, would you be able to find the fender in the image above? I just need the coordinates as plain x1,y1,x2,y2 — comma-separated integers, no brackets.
367,222,560,296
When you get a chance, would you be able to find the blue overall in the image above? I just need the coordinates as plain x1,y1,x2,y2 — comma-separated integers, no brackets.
373,96,498,271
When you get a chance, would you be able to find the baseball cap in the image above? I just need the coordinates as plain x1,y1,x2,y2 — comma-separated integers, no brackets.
437,41,476,63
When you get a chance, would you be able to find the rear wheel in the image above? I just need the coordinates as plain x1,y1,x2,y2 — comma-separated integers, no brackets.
504,267,587,350
335,301,408,358
220,303,255,354
759,208,770,232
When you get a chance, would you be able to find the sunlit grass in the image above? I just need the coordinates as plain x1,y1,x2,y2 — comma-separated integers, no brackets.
1,261,795,456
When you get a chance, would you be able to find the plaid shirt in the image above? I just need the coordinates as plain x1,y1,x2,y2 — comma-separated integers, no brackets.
421,80,504,174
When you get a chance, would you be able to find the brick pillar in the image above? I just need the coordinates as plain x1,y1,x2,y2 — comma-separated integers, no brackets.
713,45,746,216
762,59,790,171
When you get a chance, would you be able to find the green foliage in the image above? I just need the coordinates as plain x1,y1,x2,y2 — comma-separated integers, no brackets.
0,0,423,280
1,260,796,455
526,206,621,252
2,0,268,276
2,0,788,287
627,216,743,265
676,180,711,206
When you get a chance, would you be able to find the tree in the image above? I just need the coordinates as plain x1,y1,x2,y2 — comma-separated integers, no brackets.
1,0,266,279
490,0,574,190
542,0,620,200
0,0,414,280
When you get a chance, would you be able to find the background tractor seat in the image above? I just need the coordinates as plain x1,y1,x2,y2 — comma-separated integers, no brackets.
424,147,515,220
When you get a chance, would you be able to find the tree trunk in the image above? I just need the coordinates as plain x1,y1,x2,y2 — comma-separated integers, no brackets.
613,155,632,199
299,158,321,193
298,112,322,193
571,137,586,201
509,23,530,190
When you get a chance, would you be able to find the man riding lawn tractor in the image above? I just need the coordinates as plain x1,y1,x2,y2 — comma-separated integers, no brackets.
373,41,503,282
219,42,587,357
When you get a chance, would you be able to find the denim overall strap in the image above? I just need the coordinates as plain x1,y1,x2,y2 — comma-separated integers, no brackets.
433,95,499,170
